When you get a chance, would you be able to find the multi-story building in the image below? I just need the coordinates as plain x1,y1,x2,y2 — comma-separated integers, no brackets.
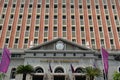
0,0,120,49
0,0,120,80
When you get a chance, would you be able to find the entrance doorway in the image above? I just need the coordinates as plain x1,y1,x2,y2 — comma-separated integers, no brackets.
54,75,65,80
32,75,43,80
75,75,86,80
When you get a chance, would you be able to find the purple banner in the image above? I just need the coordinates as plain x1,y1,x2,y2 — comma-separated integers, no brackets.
0,47,11,73
101,48,109,74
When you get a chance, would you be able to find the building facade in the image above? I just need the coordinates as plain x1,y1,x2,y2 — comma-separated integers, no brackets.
0,38,120,80
0,0,120,50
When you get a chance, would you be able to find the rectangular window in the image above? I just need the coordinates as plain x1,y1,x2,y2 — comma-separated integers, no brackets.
17,26,20,31
5,38,9,43
34,39,38,44
79,5,82,9
35,26,39,31
15,38,18,43
82,39,85,44
8,25,11,31
24,39,28,43
4,4,7,8
44,26,48,31
21,4,24,8
0,25,2,30
110,39,114,45
81,27,84,31
26,26,30,31
63,27,66,31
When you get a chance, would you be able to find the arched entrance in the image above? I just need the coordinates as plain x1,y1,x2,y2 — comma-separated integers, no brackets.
32,67,44,80
54,67,65,80
74,67,86,80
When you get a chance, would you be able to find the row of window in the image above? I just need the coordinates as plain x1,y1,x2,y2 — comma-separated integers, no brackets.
2,1,118,9
0,24,120,33
4,36,115,46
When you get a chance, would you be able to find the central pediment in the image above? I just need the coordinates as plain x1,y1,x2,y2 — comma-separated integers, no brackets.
27,38,91,51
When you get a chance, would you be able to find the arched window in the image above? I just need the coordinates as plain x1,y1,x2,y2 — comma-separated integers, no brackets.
10,68,16,79
54,67,64,73
35,67,44,73
118,67,120,72
75,67,85,73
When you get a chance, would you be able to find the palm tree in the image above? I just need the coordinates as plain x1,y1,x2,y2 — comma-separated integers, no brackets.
113,71,120,80
85,66,101,80
16,65,34,80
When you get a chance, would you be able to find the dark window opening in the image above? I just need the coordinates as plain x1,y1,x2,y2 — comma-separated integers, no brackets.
96,5,99,9
8,26,11,31
15,38,18,43
17,26,20,31
37,4,41,8
46,4,49,8
54,15,57,19
54,4,57,8
99,27,102,31
44,26,48,31
80,15,83,20
28,15,31,19
12,4,16,8
54,53,56,56
19,15,22,19
106,16,109,20
104,5,107,9
87,5,90,9
71,15,75,19
63,53,66,56
29,4,32,8
5,38,9,43
4,4,7,8
54,27,57,31
21,4,24,8
26,26,30,31
114,16,117,20
45,15,49,19
63,15,66,19
79,5,82,9
73,53,76,56
63,27,66,31
72,27,75,31
24,39,28,43
36,15,40,19
71,5,74,8
81,27,84,31
33,53,36,56
97,15,100,20
62,5,66,8
35,26,39,31
0,25,2,30
10,14,14,19
43,53,46,56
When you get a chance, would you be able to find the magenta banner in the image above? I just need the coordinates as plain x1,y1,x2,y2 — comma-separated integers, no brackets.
101,48,109,74
0,47,11,73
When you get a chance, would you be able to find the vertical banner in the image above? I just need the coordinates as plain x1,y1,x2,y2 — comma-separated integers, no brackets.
0,47,11,73
101,48,109,80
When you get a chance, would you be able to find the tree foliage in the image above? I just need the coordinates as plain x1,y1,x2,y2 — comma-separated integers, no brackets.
85,66,101,80
113,71,120,80
16,65,34,80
